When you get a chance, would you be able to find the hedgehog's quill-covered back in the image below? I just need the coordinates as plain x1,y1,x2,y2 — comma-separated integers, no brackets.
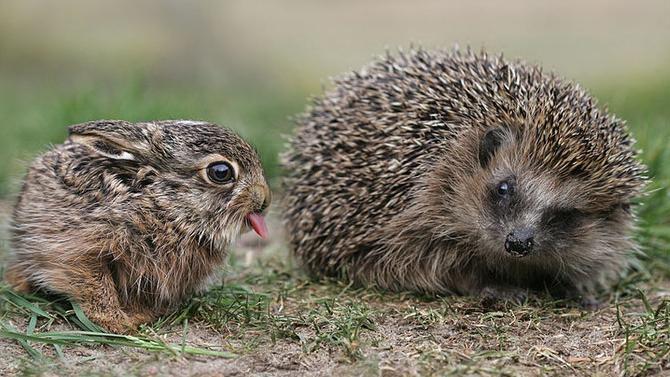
282,48,646,303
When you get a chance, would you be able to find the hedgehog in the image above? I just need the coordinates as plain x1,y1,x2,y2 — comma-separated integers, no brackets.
281,48,647,305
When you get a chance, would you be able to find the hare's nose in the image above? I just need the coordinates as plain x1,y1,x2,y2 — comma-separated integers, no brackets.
251,184,271,213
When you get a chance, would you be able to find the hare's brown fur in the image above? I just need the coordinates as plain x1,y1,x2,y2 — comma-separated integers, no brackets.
7,120,270,332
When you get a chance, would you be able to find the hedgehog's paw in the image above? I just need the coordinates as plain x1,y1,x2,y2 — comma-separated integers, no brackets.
554,288,603,310
479,286,528,309
578,295,602,311
564,291,602,311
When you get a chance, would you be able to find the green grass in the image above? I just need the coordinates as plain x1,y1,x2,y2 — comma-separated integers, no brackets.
616,290,669,375
0,75,668,375
0,276,379,369
0,254,669,375
0,285,234,359
0,78,308,195
169,274,377,360
592,76,670,261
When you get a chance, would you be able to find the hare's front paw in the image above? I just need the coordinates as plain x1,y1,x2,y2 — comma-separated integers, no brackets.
87,310,155,334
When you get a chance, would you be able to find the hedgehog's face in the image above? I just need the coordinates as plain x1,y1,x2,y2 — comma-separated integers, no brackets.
437,125,635,263
474,167,602,260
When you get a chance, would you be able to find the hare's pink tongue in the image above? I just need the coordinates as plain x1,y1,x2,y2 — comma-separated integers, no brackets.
246,213,268,240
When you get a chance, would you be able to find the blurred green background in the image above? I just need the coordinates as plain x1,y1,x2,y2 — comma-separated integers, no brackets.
1,1,669,253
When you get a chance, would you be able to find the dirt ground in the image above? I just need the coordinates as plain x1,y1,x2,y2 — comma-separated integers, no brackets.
0,201,668,377
1,280,668,376
1,1,669,375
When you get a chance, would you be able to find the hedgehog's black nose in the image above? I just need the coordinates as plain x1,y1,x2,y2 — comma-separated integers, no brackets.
505,228,535,257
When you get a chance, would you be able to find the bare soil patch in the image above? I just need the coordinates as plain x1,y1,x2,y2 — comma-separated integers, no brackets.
1,210,668,376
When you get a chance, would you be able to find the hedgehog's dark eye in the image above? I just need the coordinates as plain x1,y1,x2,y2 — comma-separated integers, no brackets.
496,180,514,197
206,162,235,184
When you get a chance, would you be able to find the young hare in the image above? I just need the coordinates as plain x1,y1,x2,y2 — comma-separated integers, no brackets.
5,120,270,333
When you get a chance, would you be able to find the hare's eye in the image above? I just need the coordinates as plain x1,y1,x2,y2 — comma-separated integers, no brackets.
207,162,235,184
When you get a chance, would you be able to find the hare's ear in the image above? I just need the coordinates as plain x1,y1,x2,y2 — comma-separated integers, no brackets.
68,120,154,160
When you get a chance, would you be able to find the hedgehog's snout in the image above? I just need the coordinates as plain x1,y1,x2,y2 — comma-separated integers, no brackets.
504,227,535,257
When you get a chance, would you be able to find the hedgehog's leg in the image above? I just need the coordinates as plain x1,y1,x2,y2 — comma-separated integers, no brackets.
443,268,529,307
577,295,601,310
479,286,529,308
558,288,601,310
546,283,602,310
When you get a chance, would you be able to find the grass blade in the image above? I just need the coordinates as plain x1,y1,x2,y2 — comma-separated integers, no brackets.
69,301,104,333
2,289,53,319
0,328,236,358
2,323,43,360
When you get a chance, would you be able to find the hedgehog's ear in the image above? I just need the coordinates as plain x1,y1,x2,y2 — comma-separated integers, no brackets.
68,120,154,160
478,127,508,168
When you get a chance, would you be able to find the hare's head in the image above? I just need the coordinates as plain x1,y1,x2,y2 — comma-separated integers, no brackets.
68,120,270,251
